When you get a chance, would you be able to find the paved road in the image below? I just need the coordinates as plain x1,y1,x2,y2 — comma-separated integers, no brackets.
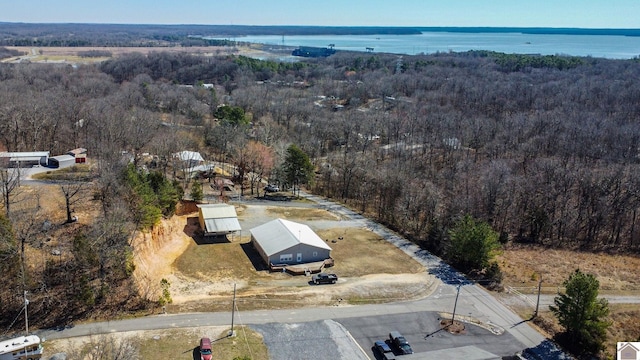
38,190,566,358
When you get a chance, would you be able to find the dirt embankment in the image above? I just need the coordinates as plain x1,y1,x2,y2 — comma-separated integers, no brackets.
132,214,194,301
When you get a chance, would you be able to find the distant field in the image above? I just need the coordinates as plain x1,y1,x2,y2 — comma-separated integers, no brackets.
3,44,275,64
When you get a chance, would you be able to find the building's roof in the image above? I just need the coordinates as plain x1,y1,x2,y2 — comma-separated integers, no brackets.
197,204,241,234
0,151,50,161
174,150,204,162
250,218,331,256
198,204,237,218
67,148,87,156
50,154,75,162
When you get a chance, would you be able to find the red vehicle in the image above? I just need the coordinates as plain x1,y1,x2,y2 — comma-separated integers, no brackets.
199,337,212,360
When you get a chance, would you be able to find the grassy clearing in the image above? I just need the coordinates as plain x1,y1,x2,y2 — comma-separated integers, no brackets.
137,326,268,360
33,55,109,63
173,237,264,282
31,164,95,181
45,326,268,360
496,244,640,291
499,245,640,359
317,228,425,277
265,206,339,220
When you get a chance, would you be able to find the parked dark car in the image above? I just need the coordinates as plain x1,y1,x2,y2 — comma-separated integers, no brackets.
311,272,338,284
389,331,413,355
373,340,396,360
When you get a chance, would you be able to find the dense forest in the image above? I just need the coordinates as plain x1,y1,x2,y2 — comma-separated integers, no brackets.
1,44,640,333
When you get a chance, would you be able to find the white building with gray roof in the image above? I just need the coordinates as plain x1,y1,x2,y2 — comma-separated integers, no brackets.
250,218,332,267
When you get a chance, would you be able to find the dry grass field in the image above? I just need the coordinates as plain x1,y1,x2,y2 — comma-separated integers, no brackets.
45,326,268,360
498,245,640,357
497,244,640,292
2,44,280,65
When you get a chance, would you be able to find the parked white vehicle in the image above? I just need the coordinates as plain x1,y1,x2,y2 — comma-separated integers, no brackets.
0,335,43,360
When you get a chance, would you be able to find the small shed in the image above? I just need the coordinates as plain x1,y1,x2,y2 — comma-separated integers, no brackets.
67,148,87,163
197,204,241,236
250,219,332,267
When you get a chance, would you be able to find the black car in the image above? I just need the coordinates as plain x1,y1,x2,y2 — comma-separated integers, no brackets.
373,340,396,360
389,331,413,355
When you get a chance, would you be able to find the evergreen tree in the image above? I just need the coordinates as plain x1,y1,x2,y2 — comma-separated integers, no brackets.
550,269,610,355
446,215,500,273
190,181,203,202
283,144,314,195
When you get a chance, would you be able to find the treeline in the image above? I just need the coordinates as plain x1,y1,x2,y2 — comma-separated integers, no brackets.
0,23,419,47
0,46,23,60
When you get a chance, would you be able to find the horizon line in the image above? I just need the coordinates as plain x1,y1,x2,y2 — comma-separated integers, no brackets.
1,22,639,30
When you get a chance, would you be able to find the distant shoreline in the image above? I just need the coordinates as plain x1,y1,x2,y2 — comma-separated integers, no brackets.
1,23,640,37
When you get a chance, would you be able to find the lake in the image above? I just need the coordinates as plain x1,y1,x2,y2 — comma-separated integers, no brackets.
210,32,640,59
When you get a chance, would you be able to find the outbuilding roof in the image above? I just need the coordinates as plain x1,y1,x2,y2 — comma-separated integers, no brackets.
50,154,75,162
197,204,241,234
0,151,50,161
174,150,204,162
250,218,332,256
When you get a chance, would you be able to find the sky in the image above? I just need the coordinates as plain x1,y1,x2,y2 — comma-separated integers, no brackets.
1,0,639,28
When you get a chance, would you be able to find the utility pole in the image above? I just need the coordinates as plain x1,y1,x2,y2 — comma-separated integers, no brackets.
229,283,236,337
534,277,542,318
24,290,29,336
451,283,461,325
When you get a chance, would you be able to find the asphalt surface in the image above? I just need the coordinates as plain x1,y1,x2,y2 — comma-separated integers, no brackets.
38,190,569,359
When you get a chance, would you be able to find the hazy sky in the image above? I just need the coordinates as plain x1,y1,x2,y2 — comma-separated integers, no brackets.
2,0,639,28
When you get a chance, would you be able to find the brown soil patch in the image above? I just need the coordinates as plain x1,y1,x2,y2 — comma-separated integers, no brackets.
440,319,466,334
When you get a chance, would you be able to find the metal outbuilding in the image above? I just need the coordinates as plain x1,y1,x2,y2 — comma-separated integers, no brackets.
48,154,76,168
0,151,49,167
197,204,241,236
250,219,332,267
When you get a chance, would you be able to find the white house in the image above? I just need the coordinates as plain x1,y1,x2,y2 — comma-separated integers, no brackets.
250,219,332,267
